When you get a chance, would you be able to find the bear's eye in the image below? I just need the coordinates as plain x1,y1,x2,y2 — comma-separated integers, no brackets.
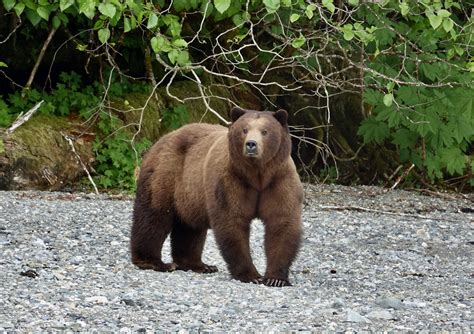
262,130,268,136
243,128,248,134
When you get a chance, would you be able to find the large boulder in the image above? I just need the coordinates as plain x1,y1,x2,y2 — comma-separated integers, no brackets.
0,115,94,190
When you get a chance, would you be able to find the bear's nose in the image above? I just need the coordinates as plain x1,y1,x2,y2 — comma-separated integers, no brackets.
245,140,258,154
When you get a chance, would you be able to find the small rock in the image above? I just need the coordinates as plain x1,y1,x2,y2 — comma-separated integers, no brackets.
20,269,38,278
121,298,136,306
331,298,345,309
33,238,46,248
345,309,371,323
53,271,66,280
416,228,430,240
404,301,427,308
208,307,219,316
366,309,395,320
375,296,404,309
85,296,109,304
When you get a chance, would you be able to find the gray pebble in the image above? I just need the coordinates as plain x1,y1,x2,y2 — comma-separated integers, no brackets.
375,296,404,310
366,309,395,320
345,309,371,323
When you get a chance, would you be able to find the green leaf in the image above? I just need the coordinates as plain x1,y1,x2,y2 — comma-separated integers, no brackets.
281,0,291,6
263,0,280,13
214,0,231,14
98,28,110,44
376,107,402,127
427,14,442,29
124,17,131,32
25,8,42,26
357,118,390,144
399,2,409,16
36,6,50,20
441,147,466,176
442,18,453,32
291,34,306,48
322,0,335,13
348,0,359,5
168,49,179,64
76,44,87,51
0,61,7,67
0,139,4,154
305,4,316,19
13,2,25,16
437,9,451,18
383,93,393,107
60,0,74,12
392,129,418,149
172,38,188,48
151,35,171,53
2,0,16,11
52,15,61,28
163,15,182,36
290,13,300,23
176,50,190,66
93,19,104,30
232,13,246,26
98,3,116,18
341,24,354,41
78,0,96,19
147,13,158,29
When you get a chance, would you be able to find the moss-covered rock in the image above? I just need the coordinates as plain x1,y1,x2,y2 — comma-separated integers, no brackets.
0,115,94,190
110,80,233,143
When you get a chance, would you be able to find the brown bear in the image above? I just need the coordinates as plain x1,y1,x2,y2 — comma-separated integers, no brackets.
130,107,303,287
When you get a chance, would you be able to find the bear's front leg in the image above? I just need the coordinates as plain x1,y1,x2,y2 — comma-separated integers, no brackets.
259,175,303,287
211,217,262,284
261,218,302,286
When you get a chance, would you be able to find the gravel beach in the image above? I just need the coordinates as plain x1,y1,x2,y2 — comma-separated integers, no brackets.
1,184,472,331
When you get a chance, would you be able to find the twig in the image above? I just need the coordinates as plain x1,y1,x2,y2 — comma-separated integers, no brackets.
314,205,459,222
406,188,470,201
6,100,43,134
62,133,99,195
190,69,230,125
0,16,22,44
25,26,57,89
391,163,415,190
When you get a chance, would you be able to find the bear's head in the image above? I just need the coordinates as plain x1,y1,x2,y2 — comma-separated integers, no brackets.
228,107,291,165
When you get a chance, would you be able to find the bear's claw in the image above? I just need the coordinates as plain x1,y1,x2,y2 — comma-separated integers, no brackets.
175,263,218,274
263,278,291,287
202,265,218,273
133,260,176,272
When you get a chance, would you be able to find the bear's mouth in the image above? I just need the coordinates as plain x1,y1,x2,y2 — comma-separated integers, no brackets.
245,151,259,158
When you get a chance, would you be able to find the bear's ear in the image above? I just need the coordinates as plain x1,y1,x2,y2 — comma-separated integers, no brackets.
273,109,288,126
230,107,247,122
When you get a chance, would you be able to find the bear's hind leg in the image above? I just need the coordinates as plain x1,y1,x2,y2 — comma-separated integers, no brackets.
131,202,176,272
171,220,217,273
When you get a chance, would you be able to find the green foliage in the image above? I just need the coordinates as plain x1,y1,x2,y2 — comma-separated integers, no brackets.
162,105,189,130
1,0,472,189
93,113,151,191
0,99,12,127
1,71,149,123
0,71,151,191
352,1,473,182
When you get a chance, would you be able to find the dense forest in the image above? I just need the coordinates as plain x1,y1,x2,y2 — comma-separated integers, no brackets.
0,0,472,192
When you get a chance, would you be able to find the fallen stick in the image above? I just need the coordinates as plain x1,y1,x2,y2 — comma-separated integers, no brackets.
6,100,43,134
391,163,415,190
314,205,460,222
62,133,99,195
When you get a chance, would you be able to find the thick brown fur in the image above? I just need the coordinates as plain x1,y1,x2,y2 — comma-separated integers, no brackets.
131,107,303,287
